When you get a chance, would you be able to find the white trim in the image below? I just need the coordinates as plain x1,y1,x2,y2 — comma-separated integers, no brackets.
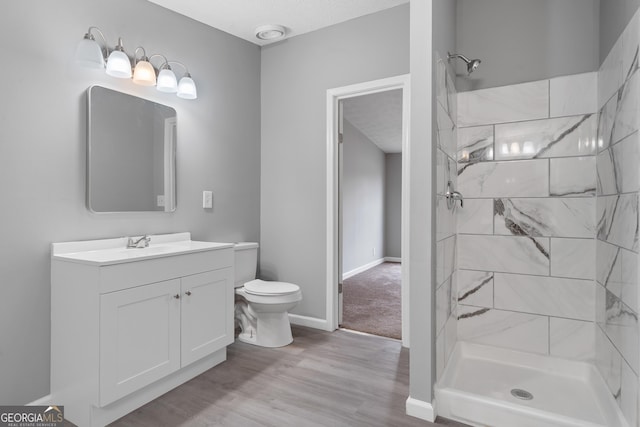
399,76,411,348
385,257,402,263
163,117,177,212
27,394,52,406
342,258,385,280
405,397,436,422
288,314,332,331
326,74,411,349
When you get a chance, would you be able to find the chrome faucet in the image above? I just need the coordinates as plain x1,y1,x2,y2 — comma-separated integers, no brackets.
126,235,151,249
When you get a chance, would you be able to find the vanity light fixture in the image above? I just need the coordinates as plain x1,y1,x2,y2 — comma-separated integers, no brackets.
255,24,286,41
75,26,197,100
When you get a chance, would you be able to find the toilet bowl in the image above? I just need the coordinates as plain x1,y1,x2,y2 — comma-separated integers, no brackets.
234,243,302,347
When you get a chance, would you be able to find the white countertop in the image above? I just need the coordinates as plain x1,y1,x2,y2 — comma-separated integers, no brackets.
52,232,234,266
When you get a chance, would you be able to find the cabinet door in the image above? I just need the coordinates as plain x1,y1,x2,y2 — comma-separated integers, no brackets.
181,268,234,366
100,279,181,406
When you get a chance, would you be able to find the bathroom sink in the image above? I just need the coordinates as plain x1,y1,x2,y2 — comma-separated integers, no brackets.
52,232,234,265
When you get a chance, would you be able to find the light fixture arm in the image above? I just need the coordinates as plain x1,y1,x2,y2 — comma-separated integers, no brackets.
167,61,191,77
134,46,149,63
113,37,126,53
148,53,171,71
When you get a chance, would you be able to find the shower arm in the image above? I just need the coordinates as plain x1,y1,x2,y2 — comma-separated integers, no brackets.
447,52,471,65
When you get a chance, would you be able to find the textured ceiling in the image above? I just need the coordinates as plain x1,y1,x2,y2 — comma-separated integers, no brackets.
147,0,408,46
343,89,403,154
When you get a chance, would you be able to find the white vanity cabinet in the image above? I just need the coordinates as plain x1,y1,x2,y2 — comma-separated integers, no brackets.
50,233,234,426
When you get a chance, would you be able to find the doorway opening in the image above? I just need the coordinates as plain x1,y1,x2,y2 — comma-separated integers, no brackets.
326,75,410,347
340,90,403,339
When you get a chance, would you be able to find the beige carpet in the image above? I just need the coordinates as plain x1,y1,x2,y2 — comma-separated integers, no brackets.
341,262,401,340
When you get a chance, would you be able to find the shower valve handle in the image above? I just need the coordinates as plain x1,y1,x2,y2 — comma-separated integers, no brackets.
445,181,464,210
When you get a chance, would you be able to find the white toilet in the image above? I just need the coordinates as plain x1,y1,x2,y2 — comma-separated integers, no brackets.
234,242,302,347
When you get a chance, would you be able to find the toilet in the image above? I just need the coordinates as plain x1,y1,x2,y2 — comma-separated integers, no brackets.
233,242,302,347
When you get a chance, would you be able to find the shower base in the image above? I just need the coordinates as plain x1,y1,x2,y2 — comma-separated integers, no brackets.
435,342,628,427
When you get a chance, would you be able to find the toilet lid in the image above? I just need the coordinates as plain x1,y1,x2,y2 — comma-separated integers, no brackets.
244,279,300,296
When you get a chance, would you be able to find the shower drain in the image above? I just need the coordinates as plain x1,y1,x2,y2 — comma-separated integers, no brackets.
510,388,534,400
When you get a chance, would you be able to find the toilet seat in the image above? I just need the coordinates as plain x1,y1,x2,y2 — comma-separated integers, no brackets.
243,279,300,296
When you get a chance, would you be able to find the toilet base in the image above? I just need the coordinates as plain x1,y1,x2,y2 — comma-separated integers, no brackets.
237,311,293,348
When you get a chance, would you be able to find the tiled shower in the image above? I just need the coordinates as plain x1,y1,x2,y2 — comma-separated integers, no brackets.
435,8,640,427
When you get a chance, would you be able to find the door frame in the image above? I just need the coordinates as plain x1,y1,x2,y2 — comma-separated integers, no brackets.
326,74,411,347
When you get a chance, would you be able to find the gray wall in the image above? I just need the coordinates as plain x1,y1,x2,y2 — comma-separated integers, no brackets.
434,0,457,69
600,0,640,63
342,120,385,274
260,4,409,319
456,0,600,91
385,153,402,258
0,0,260,404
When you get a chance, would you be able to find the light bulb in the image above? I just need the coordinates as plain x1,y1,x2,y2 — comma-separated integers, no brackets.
133,60,156,86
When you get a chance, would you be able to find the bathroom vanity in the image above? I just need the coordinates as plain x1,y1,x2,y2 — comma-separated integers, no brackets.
50,232,234,426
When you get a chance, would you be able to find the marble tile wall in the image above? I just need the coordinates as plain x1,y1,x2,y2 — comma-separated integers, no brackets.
435,52,458,382
596,9,640,427
455,71,599,363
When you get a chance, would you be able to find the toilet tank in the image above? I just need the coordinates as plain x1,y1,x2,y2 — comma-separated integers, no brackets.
234,242,259,287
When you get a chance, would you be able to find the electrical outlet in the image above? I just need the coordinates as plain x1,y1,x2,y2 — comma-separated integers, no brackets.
202,191,213,209
373,248,376,256
157,195,165,207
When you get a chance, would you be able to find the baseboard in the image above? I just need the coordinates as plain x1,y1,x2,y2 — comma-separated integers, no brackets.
385,257,401,263
27,394,52,406
406,396,436,422
342,258,385,280
289,314,333,332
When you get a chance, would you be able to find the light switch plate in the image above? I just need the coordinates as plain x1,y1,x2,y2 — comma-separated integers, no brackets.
202,191,213,209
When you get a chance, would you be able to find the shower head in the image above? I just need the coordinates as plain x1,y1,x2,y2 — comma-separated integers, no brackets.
447,52,481,75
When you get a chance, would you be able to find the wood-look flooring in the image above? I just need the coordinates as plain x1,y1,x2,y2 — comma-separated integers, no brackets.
107,326,468,426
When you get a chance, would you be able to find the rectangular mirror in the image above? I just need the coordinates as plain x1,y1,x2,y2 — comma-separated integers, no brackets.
87,86,177,213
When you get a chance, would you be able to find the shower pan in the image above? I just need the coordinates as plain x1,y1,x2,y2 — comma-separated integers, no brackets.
435,343,628,427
